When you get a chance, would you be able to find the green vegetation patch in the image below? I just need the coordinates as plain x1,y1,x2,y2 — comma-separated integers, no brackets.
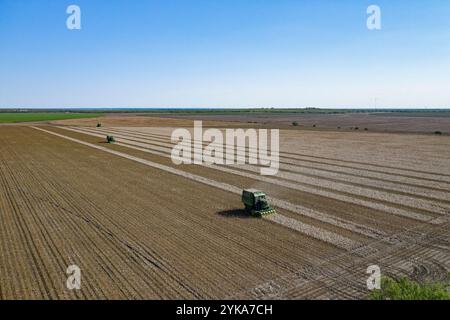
369,276,450,300
0,113,101,123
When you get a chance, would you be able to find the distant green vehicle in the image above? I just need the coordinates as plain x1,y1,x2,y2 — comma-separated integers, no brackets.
242,189,276,217
106,135,116,143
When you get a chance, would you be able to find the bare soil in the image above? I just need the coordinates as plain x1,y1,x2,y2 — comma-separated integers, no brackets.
136,112,450,134
52,111,450,134
0,122,449,299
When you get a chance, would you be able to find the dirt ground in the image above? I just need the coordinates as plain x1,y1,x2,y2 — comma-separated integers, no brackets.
0,121,449,299
50,112,450,134
50,115,241,128
159,112,450,134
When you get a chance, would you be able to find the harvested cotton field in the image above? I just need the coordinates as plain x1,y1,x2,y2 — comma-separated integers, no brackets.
0,123,449,299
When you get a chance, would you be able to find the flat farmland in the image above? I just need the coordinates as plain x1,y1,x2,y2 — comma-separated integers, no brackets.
0,113,101,124
0,124,449,299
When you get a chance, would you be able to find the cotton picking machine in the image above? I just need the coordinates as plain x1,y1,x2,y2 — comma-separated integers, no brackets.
242,189,276,217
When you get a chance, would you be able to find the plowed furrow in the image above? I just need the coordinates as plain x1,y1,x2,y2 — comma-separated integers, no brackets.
57,126,388,240
104,127,450,182
75,126,450,192
86,127,450,199
34,126,362,252
8,129,200,298
1,126,346,298
65,126,442,223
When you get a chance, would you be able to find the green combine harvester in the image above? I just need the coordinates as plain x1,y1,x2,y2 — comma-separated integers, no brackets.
242,189,276,217
106,135,116,143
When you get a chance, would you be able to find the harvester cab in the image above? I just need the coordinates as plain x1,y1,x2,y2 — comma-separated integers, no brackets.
242,189,276,217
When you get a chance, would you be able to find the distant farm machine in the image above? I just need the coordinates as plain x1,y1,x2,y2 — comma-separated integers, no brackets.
106,135,116,143
242,189,276,217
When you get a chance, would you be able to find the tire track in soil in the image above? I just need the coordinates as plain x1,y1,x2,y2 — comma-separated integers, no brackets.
54,128,403,235
66,126,444,224
11,169,138,299
33,126,364,253
26,138,318,300
4,128,202,299
0,163,29,299
56,126,390,241
0,138,101,299
229,219,450,299
90,127,450,199
87,127,450,224
82,126,450,211
28,126,450,297
9,126,344,297
2,130,144,298
103,127,450,183
61,126,448,240
0,156,56,299
1,137,70,299
84,126,450,195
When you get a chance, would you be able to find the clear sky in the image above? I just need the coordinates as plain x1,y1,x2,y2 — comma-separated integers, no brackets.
1,0,449,109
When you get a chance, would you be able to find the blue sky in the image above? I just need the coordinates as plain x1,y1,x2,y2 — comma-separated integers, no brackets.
0,0,449,108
